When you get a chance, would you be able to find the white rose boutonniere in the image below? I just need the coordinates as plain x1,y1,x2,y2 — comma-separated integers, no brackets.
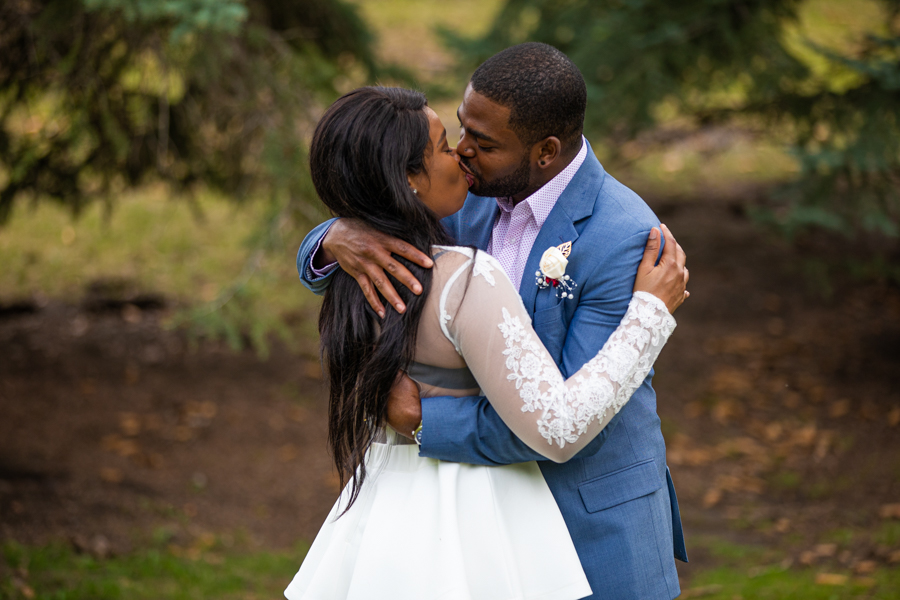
539,246,568,279
535,241,577,299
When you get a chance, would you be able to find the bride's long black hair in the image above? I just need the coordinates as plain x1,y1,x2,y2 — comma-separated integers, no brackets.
310,87,455,511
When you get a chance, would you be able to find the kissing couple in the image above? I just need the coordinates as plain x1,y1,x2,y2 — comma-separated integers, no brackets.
285,43,690,600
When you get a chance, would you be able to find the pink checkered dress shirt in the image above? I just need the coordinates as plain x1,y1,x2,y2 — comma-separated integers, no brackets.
487,138,587,289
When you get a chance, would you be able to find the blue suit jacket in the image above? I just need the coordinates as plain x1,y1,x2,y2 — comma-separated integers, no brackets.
297,144,687,600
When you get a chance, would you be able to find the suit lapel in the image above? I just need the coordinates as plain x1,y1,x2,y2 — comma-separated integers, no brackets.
519,143,605,314
456,193,498,249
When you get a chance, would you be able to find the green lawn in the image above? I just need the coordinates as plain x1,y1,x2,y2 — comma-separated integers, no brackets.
0,185,321,353
1,540,307,600
679,537,900,599
4,537,899,600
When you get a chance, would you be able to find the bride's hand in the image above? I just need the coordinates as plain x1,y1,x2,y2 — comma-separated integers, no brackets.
633,224,689,314
321,219,434,318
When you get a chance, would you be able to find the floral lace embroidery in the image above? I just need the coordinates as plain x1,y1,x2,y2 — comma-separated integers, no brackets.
499,292,675,448
472,253,497,287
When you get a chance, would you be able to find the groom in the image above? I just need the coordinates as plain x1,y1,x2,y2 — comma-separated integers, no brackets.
298,43,687,600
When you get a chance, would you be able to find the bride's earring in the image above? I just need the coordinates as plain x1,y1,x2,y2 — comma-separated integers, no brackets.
412,188,418,195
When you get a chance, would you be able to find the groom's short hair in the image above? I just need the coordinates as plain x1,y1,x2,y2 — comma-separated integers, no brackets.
470,42,586,152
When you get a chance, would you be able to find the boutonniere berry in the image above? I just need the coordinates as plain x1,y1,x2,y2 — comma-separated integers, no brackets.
536,241,577,299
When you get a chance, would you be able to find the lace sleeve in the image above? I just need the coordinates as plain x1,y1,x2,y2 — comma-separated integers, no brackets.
439,248,675,463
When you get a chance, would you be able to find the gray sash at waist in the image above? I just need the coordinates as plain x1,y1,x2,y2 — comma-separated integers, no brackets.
408,361,479,390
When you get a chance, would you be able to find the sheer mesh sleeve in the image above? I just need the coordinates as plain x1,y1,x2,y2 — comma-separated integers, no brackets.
436,247,676,463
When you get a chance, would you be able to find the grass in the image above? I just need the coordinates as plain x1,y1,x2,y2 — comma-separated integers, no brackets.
683,565,900,600
6,536,899,600
680,538,900,600
0,540,308,600
0,186,303,306
0,185,322,353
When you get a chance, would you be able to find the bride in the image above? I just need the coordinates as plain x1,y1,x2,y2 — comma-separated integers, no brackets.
284,86,687,600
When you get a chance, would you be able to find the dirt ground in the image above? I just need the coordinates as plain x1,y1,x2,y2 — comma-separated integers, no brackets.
1,195,899,580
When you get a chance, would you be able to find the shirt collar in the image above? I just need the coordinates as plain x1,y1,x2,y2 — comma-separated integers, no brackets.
494,136,588,227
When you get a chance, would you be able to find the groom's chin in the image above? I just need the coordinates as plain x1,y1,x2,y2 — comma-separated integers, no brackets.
467,181,492,199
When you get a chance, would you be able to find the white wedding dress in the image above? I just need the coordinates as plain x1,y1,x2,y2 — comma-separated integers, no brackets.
284,247,676,600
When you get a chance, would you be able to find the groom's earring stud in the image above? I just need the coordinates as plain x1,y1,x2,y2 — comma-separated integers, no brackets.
540,161,545,166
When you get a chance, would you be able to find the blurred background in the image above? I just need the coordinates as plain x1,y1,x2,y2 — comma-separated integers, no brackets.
1,0,898,598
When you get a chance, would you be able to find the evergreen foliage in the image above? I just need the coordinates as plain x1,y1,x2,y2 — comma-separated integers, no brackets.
0,0,375,222
448,0,900,240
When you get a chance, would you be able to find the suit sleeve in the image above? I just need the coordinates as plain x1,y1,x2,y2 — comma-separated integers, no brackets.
296,218,339,295
419,230,663,465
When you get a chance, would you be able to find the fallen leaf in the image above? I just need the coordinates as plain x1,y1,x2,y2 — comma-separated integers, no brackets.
279,443,299,462
269,414,286,432
124,363,141,385
140,452,165,469
119,413,141,436
774,518,791,533
712,398,742,424
859,401,879,420
12,579,34,599
685,401,704,419
72,534,111,559
79,378,96,394
813,432,833,461
766,317,785,336
323,470,342,492
889,407,900,427
174,425,193,442
792,424,817,447
717,437,764,459
806,384,826,403
100,467,123,483
879,503,900,519
710,367,754,395
122,303,143,324
853,560,877,575
888,550,900,564
304,361,323,380
813,543,837,558
288,406,308,423
829,400,850,418
814,573,848,586
703,488,722,508
684,448,716,466
101,434,140,457
783,391,802,409
764,422,783,441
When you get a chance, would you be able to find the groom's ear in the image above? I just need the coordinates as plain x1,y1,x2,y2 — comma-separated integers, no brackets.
533,136,562,169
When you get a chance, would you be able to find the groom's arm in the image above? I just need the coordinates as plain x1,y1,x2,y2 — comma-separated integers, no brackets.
419,395,618,465
296,219,434,314
418,230,650,466
297,219,340,295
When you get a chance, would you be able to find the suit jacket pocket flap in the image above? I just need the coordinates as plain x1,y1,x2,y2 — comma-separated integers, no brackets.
578,459,663,513
533,300,564,325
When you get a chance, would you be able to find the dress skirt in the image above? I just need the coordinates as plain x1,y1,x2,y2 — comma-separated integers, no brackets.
284,437,592,600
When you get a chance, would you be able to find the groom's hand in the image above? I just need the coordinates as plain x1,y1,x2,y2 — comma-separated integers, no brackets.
386,371,422,440
321,219,433,318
